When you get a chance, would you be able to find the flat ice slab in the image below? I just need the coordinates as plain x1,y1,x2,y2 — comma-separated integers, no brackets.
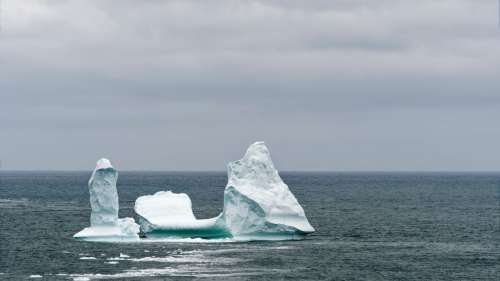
135,191,197,226
74,218,140,242
135,191,228,238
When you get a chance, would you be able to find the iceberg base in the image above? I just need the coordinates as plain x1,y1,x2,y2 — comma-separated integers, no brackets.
74,218,140,242
137,216,230,239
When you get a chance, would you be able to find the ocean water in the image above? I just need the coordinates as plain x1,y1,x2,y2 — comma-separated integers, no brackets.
1,171,500,280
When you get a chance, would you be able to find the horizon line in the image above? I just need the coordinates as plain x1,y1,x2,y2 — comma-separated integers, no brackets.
1,169,500,173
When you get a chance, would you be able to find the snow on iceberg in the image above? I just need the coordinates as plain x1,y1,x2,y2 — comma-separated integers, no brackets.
74,159,140,241
135,142,314,240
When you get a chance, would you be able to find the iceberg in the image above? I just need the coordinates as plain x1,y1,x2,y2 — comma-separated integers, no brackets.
74,159,140,241
134,191,228,238
135,142,314,240
221,141,315,239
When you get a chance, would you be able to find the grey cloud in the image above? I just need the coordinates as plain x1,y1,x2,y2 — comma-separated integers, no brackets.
0,0,499,170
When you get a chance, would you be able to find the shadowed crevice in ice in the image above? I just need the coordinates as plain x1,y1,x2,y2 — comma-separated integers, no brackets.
73,159,140,241
135,142,314,241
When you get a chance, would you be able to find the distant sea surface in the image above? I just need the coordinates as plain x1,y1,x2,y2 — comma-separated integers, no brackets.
1,172,500,280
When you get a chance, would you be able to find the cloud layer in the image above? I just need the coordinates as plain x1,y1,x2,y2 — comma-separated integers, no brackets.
1,0,499,170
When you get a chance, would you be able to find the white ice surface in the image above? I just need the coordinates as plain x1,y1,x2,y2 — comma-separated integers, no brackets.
74,218,139,241
95,158,112,170
134,191,226,236
135,191,202,228
76,143,314,242
88,158,118,226
133,142,314,240
221,142,315,236
74,159,139,241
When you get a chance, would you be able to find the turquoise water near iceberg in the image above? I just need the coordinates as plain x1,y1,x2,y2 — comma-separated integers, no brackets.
1,171,500,280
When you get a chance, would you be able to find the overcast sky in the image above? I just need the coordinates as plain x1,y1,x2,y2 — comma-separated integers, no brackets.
0,0,499,171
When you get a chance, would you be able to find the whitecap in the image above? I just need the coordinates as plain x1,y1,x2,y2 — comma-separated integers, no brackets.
70,266,288,280
0,198,30,208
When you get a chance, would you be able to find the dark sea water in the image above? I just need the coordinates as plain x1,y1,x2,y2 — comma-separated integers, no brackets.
1,172,500,280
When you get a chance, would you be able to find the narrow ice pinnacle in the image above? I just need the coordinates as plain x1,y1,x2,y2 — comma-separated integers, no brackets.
89,158,118,226
73,158,139,241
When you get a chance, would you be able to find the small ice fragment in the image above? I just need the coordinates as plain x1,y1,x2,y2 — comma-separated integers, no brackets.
79,257,97,260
